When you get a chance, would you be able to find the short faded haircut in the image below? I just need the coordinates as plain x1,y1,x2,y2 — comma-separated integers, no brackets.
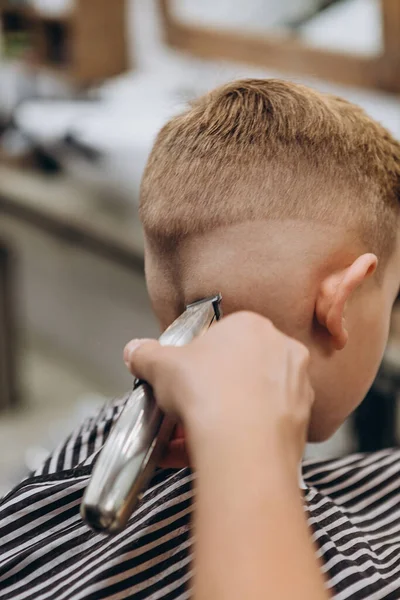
140,79,400,263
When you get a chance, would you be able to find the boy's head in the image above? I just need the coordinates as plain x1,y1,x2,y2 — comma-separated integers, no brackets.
140,79,400,442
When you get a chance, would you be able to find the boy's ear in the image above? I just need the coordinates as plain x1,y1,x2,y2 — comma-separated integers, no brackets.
315,253,378,350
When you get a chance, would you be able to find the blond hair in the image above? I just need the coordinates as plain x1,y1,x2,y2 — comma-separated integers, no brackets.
140,79,400,262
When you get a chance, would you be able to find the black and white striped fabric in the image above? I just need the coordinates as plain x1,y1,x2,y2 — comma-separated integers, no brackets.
2,394,400,599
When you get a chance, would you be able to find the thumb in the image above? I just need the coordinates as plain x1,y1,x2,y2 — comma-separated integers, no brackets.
123,338,165,384
124,338,186,419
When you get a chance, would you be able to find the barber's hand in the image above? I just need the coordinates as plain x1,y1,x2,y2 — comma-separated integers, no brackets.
123,312,314,473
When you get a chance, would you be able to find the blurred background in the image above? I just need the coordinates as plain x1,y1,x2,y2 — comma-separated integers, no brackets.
1,0,400,496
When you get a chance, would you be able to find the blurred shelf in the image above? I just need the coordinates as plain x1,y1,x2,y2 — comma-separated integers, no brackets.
0,165,157,415
0,0,129,84
160,0,400,93
0,165,144,270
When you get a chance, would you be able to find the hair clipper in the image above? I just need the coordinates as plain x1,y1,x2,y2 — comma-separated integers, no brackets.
81,295,222,534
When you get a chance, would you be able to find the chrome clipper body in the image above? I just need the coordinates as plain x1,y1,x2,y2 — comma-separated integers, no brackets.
81,295,222,534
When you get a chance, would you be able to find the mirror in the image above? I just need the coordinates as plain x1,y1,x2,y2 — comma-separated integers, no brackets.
159,0,400,93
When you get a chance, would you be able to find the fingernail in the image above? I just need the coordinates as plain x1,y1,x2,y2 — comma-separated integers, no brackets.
124,338,153,366
123,339,142,365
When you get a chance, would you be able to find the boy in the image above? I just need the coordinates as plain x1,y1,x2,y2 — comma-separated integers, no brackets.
1,79,400,599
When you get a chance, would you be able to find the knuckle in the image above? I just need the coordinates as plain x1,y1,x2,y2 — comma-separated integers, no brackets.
152,350,188,412
308,385,315,406
292,340,310,364
234,311,274,334
162,350,183,381
165,351,198,396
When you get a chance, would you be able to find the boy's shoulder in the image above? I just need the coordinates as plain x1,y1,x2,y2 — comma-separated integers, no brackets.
303,448,400,598
0,394,194,599
303,447,400,505
2,395,400,600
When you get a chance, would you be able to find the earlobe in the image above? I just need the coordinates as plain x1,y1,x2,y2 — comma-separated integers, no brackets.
315,253,377,350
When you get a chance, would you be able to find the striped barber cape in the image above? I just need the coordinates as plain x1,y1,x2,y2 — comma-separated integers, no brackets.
2,394,400,600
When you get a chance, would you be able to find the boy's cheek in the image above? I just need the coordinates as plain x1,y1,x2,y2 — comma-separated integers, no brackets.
174,423,185,439
158,425,190,469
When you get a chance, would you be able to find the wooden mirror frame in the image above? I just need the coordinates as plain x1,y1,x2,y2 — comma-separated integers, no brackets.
159,0,400,93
